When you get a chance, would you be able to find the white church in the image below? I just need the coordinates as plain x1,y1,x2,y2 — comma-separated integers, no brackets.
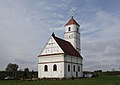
38,16,83,79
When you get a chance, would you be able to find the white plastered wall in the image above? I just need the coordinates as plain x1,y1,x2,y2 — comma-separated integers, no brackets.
64,24,80,53
40,36,64,55
38,54,65,78
64,55,83,78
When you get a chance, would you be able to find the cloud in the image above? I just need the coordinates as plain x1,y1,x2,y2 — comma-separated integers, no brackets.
81,10,120,71
0,0,120,72
82,39,120,71
0,0,69,71
0,0,49,70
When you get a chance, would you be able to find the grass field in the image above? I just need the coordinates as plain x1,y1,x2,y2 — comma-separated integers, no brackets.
0,76,120,85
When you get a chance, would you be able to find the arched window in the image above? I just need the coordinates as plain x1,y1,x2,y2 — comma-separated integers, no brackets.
68,65,70,72
68,27,71,31
53,64,57,71
44,65,48,72
73,65,75,72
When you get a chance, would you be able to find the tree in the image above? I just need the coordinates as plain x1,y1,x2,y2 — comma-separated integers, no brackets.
24,68,29,72
6,63,18,72
23,68,29,80
31,70,35,78
5,63,18,79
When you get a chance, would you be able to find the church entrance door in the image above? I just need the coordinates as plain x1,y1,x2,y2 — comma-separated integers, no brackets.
76,72,78,77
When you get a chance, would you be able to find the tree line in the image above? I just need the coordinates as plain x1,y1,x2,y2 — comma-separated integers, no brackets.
0,63,38,80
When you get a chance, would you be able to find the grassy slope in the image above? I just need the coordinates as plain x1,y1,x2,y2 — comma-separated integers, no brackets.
0,76,120,85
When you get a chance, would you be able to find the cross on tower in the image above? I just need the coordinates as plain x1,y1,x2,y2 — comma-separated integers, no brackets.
69,7,76,16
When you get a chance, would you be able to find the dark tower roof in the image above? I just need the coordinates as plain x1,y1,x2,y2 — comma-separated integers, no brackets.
64,16,80,26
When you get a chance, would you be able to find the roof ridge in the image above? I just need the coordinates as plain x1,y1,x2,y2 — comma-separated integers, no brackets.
52,35,82,58
53,35,71,44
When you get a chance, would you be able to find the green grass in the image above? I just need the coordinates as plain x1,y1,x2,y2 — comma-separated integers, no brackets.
0,76,120,85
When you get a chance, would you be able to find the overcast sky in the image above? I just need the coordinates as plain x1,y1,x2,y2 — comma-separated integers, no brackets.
0,0,120,71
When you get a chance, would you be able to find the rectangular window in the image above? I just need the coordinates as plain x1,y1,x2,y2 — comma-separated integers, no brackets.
68,65,70,72
73,65,75,72
78,66,80,72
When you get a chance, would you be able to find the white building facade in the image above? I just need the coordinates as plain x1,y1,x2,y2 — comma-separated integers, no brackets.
38,17,83,79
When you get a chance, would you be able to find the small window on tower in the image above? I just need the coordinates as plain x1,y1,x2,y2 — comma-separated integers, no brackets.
68,27,71,31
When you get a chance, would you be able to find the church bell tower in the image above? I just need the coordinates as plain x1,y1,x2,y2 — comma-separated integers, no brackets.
64,16,81,53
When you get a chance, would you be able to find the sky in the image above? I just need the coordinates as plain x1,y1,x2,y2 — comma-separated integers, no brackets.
0,0,120,71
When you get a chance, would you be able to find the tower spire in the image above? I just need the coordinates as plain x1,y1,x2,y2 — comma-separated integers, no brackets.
64,16,80,26
52,32,55,37
71,16,73,19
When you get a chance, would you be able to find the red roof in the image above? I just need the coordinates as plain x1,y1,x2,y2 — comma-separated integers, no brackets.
52,34,82,58
65,16,80,26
